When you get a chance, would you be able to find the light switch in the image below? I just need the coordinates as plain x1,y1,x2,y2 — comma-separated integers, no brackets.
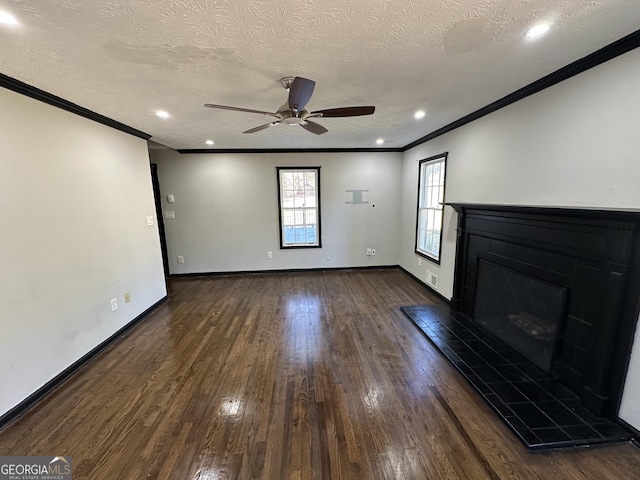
167,194,175,203
164,211,175,219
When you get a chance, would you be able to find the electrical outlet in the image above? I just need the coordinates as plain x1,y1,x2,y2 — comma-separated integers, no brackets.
177,256,184,264
267,251,272,259
124,292,131,303
146,216,154,226
110,298,118,312
371,248,376,256
366,248,372,256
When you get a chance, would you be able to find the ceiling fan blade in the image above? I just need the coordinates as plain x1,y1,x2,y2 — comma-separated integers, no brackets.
288,77,315,113
310,106,375,118
301,120,328,135
243,121,280,134
204,104,279,118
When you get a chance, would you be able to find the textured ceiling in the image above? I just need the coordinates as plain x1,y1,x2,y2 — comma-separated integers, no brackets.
1,0,640,150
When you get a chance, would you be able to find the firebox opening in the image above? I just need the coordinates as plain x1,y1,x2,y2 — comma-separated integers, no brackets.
473,259,568,373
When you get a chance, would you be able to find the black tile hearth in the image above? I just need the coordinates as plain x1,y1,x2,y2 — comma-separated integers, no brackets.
401,304,633,451
449,205,640,421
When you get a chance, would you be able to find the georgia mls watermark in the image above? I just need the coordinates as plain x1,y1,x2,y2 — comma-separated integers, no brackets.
0,456,72,480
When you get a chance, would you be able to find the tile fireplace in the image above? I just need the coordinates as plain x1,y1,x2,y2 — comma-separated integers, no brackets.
450,204,640,418
403,204,640,449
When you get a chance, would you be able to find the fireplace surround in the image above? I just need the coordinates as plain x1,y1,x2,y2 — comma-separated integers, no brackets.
449,204,640,419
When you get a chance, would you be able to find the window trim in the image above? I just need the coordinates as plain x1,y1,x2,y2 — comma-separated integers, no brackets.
414,152,448,265
276,166,322,249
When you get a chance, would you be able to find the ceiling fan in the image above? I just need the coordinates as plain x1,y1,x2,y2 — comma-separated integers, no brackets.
204,76,375,135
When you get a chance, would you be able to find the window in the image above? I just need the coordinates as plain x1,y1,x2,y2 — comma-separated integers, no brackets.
277,167,321,248
415,153,447,263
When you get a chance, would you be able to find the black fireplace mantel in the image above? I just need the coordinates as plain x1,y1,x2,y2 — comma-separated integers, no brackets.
447,203,640,419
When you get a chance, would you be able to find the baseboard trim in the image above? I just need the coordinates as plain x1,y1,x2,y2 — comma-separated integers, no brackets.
169,265,400,278
0,296,168,432
617,418,640,446
399,266,450,304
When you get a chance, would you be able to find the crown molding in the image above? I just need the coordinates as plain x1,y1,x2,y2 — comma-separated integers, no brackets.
402,28,640,151
0,72,151,140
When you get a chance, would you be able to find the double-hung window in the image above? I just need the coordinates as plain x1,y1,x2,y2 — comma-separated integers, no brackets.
415,153,447,263
277,167,321,248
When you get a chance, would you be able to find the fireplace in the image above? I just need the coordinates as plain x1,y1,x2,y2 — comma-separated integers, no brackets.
449,204,640,419
473,259,567,373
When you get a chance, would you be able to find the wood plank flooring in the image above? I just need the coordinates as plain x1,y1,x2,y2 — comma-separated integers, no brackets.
1,269,639,479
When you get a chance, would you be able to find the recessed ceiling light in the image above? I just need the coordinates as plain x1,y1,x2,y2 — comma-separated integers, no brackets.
525,23,550,39
156,110,170,118
414,110,426,120
0,10,18,24
376,138,384,145
205,140,214,145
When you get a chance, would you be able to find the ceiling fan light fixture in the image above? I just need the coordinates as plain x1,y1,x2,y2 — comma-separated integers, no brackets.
205,140,214,145
376,138,384,145
156,110,170,118
283,117,303,125
414,110,426,120
0,10,18,25
204,77,374,136
525,23,550,39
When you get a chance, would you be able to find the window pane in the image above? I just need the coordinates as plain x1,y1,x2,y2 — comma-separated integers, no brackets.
306,225,316,243
304,208,316,225
283,190,294,208
305,188,316,207
282,172,294,190
419,209,428,230
283,209,294,226
278,168,320,247
415,155,446,263
427,210,435,231
305,172,315,188
434,209,443,229
284,227,295,243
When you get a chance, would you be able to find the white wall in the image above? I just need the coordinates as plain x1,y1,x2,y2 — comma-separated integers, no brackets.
400,48,640,427
620,313,640,429
150,150,402,273
0,87,167,418
400,152,458,299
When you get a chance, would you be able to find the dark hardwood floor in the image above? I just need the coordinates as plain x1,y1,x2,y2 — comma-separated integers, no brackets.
1,269,639,479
